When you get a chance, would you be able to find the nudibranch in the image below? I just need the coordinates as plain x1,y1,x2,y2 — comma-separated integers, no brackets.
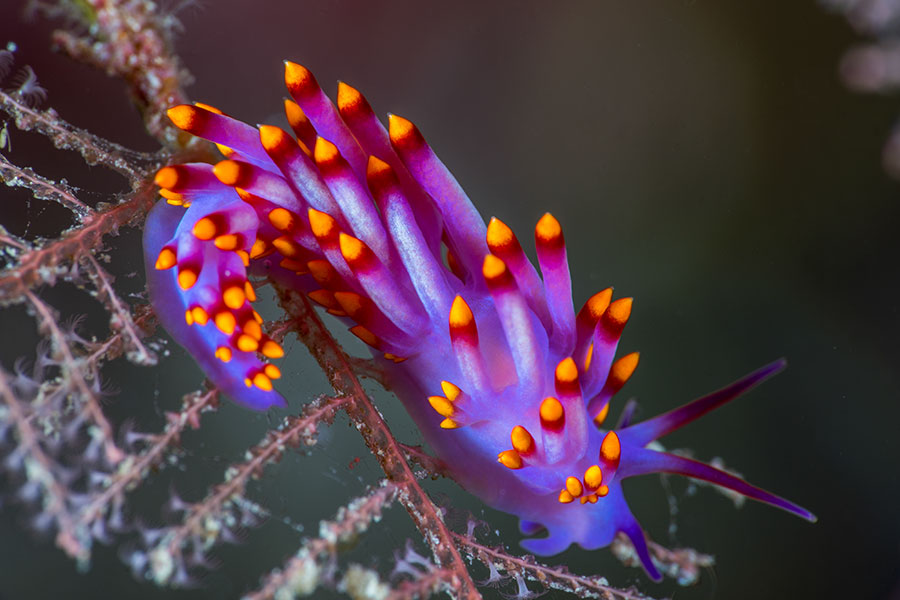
143,62,815,580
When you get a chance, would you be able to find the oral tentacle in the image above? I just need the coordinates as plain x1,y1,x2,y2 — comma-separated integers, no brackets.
618,445,816,522
619,359,788,447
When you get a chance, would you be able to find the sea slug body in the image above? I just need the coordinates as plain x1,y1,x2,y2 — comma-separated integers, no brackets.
143,62,815,580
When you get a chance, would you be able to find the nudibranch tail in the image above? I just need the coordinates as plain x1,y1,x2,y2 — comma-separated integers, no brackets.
143,62,815,581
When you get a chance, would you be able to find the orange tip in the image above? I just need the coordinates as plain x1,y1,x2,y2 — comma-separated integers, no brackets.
539,397,564,430
440,380,462,401
214,311,237,336
593,402,611,428
177,269,197,290
366,155,393,184
159,188,184,202
284,61,318,97
338,233,366,264
486,217,517,254
252,372,273,391
565,476,583,498
272,235,302,258
313,136,340,167
190,306,209,326
166,105,200,131
259,124,290,152
333,291,364,317
193,102,223,115
388,114,418,148
604,297,633,330
581,288,614,324
600,431,621,466
264,364,282,379
261,340,284,359
214,346,232,363
497,450,523,470
608,352,640,390
337,81,366,116
555,357,579,386
482,254,509,284
192,216,218,241
428,396,455,418
268,208,295,232
250,238,269,259
535,213,563,245
308,208,338,240
243,318,262,341
584,465,603,490
349,325,378,348
213,159,247,187
510,426,535,455
308,289,337,309
284,99,307,128
214,234,241,251
236,249,250,267
155,247,176,270
154,166,180,189
237,334,259,353
307,259,336,285
449,295,475,330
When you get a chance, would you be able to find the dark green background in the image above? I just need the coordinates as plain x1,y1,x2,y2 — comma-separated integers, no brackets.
0,2,897,599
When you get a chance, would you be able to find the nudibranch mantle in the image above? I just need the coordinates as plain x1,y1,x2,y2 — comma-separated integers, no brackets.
143,62,815,580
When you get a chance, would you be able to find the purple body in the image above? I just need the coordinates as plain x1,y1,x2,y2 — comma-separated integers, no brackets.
143,63,815,580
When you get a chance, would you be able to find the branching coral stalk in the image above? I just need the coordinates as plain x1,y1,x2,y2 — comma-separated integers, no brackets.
275,287,482,600
385,566,456,600
0,1,205,572
31,0,194,146
610,534,714,587
0,88,159,181
0,151,93,220
143,392,353,585
81,305,156,365
23,287,123,464
245,480,404,600
0,367,90,564
0,182,158,300
73,388,220,535
81,252,157,365
450,531,652,600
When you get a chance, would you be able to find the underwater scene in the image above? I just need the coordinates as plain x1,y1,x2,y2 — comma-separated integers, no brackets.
0,2,897,599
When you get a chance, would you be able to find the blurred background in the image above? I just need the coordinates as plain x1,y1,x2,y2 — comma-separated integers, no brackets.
0,1,898,599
